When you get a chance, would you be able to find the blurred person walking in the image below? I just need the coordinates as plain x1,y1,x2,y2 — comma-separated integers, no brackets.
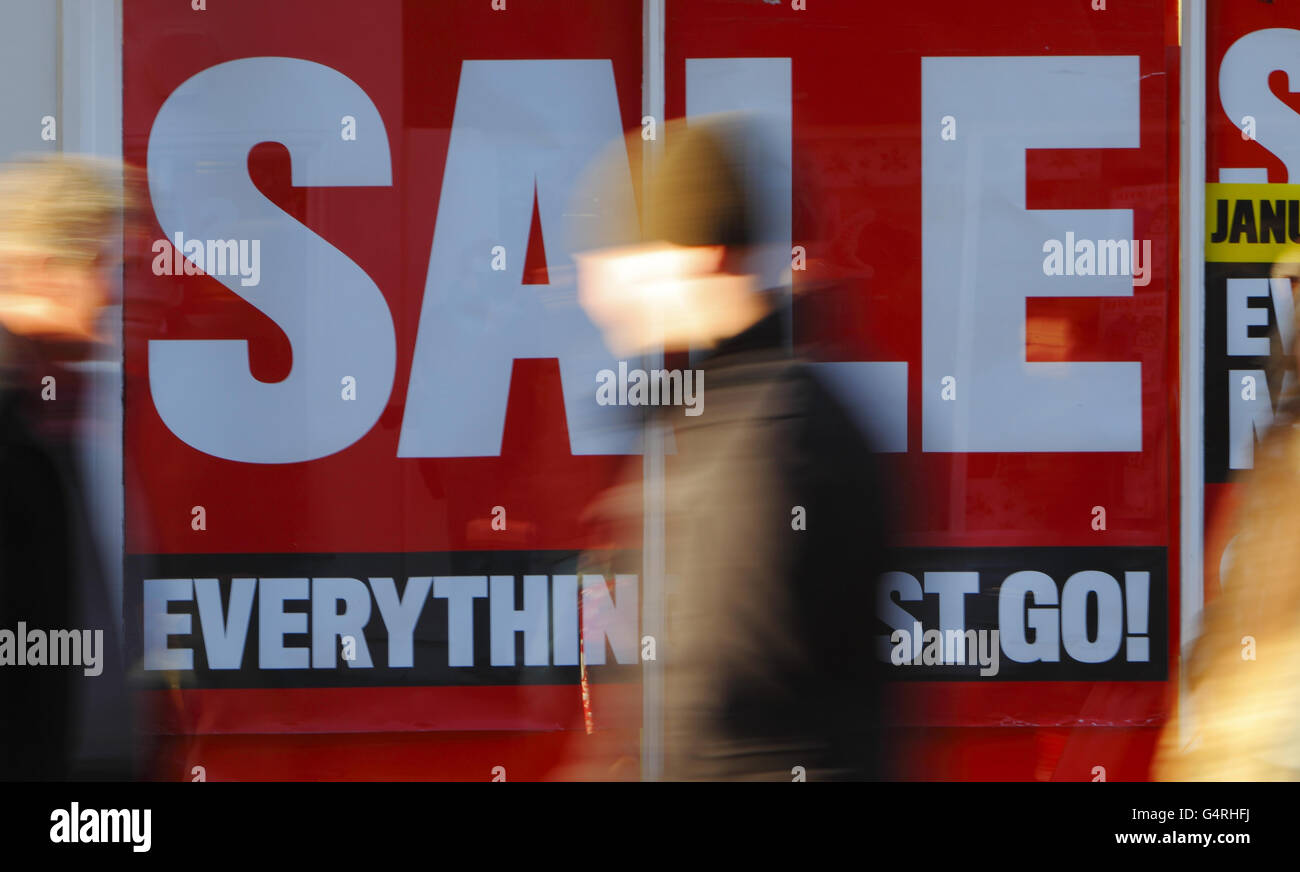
567,118,893,780
0,155,136,779
1155,250,1300,781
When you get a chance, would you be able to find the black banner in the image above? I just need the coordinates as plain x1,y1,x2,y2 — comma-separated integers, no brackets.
124,549,641,689
878,546,1167,681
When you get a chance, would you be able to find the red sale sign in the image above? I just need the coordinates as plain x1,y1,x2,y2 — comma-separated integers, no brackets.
665,0,1181,781
124,0,647,780
123,0,1181,780
1202,2,1300,612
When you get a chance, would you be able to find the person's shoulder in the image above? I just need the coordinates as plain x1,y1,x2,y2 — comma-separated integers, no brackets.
778,361,879,453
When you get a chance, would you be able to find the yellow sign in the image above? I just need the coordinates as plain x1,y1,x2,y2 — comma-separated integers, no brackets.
1206,183,1300,263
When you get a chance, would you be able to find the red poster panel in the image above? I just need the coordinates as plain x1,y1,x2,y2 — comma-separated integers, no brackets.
1203,3,1300,606
1191,2,1300,784
123,0,1180,781
665,0,1180,779
123,0,646,779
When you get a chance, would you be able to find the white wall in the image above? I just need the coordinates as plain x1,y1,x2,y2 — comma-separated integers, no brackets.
0,0,59,161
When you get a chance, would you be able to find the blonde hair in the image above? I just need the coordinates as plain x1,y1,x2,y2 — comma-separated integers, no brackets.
0,154,137,270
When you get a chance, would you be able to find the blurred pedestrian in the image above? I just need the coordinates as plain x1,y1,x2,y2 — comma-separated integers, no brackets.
1154,248,1300,781
567,117,893,780
0,154,138,780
